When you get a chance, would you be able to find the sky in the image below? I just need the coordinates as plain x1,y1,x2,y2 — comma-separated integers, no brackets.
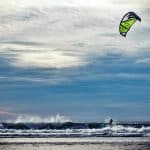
0,0,150,122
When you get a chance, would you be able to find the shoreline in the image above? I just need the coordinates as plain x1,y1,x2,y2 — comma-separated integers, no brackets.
0,137,150,150
0,137,150,144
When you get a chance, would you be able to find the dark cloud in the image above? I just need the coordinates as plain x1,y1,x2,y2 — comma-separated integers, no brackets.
0,7,41,23
1,41,44,46
98,33,118,37
72,42,85,47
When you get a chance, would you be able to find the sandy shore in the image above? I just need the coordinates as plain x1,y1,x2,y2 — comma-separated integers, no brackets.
0,137,150,150
0,143,150,150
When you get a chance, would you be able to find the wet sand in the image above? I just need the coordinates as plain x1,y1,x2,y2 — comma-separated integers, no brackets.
0,137,150,150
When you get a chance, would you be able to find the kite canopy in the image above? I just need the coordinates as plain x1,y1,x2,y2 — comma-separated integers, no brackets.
119,12,141,37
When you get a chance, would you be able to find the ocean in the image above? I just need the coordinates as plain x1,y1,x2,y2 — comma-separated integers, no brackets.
0,121,150,150
0,121,150,137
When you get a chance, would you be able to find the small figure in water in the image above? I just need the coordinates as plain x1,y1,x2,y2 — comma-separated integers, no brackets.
109,118,113,126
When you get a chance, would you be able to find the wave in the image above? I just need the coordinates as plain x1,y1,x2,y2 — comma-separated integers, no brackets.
1,121,150,129
0,122,150,137
1,115,150,137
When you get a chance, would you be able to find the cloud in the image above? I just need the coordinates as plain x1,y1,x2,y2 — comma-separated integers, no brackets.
112,0,150,8
0,0,149,70
136,58,150,64
0,0,115,9
1,0,149,8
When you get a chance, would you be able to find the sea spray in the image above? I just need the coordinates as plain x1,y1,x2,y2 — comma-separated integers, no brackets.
7,114,72,123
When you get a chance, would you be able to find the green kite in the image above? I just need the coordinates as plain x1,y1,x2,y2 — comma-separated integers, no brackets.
119,12,141,37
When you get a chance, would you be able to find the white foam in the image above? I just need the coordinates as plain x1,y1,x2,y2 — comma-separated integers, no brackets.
1,125,150,137
7,114,71,123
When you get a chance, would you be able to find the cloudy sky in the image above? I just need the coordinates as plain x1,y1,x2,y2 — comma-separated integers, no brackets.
0,0,150,122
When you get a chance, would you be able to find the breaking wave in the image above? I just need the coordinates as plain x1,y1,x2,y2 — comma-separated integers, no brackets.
6,114,72,123
0,121,150,137
1,115,150,137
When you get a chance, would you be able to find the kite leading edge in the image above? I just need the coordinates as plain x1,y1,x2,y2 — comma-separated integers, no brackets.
119,12,141,37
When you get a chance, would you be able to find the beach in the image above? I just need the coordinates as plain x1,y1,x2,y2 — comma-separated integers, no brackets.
0,137,150,150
